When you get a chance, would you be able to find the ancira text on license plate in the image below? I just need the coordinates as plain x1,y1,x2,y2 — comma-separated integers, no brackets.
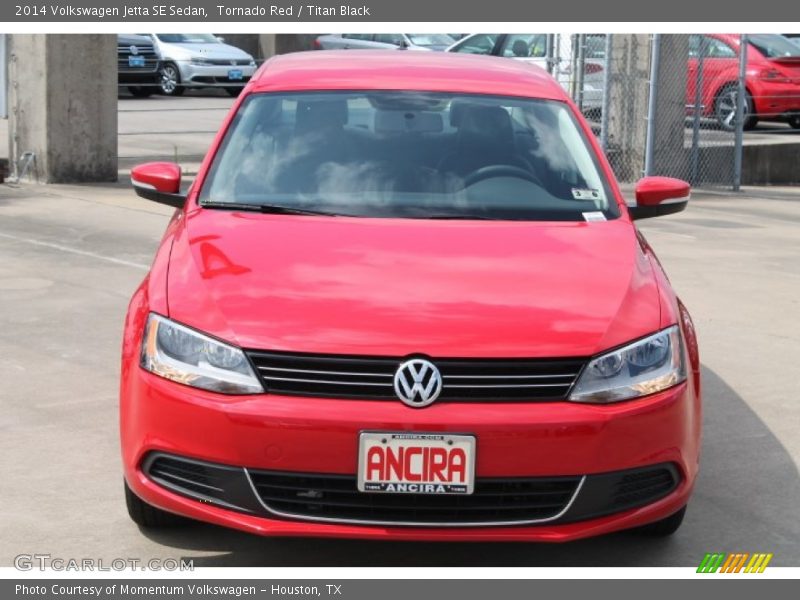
364,444,467,490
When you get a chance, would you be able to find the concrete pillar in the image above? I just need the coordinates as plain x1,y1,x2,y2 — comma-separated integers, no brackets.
605,34,651,182
259,34,277,59
258,34,319,60
649,35,690,179
7,34,117,183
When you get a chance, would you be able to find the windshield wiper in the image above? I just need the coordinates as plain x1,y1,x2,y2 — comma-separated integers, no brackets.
201,202,341,217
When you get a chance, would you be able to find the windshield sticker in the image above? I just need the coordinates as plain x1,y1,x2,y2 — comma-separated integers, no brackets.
572,188,602,201
583,211,607,222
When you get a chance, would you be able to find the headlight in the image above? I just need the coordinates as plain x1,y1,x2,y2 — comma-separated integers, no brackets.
190,57,213,66
248,59,257,67
568,326,686,403
140,313,263,395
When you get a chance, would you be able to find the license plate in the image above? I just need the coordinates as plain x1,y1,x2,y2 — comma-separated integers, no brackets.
357,432,476,494
128,56,146,68
228,69,243,81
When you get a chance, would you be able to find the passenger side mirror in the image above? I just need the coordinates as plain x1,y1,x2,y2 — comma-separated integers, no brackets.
628,176,690,220
131,162,186,209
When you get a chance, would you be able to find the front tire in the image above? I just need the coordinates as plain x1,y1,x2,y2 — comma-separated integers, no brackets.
125,480,188,528
159,62,185,96
632,506,686,537
714,84,757,131
788,114,800,130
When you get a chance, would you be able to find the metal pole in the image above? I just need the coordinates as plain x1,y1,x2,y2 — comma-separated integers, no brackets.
0,35,7,119
569,34,579,100
575,34,586,112
599,34,613,151
733,34,748,191
545,34,555,75
690,37,706,184
644,34,661,177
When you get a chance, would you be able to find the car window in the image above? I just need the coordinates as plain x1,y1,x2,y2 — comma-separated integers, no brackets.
450,34,499,55
406,34,456,47
749,34,800,58
500,34,547,58
375,34,404,46
689,35,736,58
156,34,219,44
199,91,617,222
342,34,374,41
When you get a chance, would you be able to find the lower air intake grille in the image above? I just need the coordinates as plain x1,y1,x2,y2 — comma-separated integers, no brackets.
611,466,678,510
247,470,582,525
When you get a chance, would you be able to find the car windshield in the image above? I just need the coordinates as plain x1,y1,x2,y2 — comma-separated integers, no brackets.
406,34,456,47
199,91,617,221
749,34,800,58
157,34,219,44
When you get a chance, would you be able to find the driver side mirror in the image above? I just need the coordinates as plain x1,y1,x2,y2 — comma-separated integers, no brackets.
628,176,690,220
131,162,186,209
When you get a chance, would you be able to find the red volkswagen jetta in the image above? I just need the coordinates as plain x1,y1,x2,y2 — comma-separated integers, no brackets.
121,51,701,541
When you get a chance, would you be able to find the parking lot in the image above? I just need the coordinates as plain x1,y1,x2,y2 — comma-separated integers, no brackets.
0,93,798,568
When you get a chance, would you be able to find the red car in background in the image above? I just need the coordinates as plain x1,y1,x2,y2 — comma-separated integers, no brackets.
121,51,701,542
690,33,800,130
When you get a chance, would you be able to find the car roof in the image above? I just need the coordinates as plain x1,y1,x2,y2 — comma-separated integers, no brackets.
249,50,568,101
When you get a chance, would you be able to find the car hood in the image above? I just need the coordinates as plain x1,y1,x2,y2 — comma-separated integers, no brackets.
166,210,661,358
159,42,252,60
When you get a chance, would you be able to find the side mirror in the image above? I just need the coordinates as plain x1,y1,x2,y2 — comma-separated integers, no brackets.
131,162,186,208
628,176,690,220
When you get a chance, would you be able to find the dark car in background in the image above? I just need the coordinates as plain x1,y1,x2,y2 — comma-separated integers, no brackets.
117,34,162,97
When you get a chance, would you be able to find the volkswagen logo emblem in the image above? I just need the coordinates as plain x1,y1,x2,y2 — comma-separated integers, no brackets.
129,46,139,55
393,359,443,408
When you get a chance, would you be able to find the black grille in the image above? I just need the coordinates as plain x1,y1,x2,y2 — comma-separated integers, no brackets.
248,470,581,525
142,452,682,528
611,467,677,510
117,43,158,57
203,58,252,66
245,350,586,402
146,455,232,504
117,43,159,72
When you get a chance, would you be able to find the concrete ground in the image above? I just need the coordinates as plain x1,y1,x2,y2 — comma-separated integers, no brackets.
0,177,798,567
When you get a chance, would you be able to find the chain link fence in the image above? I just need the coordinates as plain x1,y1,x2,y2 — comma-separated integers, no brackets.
114,33,800,189
587,33,800,190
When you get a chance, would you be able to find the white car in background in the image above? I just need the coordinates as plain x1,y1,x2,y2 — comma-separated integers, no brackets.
314,33,456,52
145,33,257,97
446,34,605,117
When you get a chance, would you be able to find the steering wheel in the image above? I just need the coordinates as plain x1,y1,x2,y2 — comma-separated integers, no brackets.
463,164,542,187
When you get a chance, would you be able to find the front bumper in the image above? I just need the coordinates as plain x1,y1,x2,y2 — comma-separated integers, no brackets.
121,363,700,541
177,63,256,87
118,69,162,85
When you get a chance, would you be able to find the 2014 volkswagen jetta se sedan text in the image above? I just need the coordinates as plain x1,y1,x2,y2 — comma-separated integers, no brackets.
121,51,701,541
